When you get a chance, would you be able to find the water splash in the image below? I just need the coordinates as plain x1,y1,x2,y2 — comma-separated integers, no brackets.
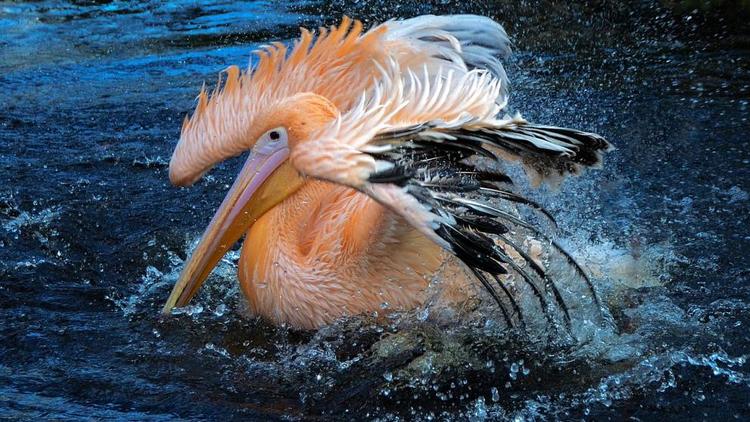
2,205,61,235
110,237,241,317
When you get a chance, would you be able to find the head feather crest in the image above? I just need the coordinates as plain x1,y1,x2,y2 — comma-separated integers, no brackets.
170,16,388,185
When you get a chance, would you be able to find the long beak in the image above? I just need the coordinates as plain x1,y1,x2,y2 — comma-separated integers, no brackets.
162,147,302,314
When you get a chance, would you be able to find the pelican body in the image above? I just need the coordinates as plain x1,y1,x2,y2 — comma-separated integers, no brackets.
162,15,610,329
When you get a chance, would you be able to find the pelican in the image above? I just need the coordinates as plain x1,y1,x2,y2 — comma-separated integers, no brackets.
162,15,610,329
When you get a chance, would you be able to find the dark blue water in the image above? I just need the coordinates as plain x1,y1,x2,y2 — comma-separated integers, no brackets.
2,1,749,420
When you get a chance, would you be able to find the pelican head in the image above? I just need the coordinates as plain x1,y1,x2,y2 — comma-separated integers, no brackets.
163,88,338,312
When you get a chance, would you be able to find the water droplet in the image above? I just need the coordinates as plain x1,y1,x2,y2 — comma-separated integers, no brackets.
491,387,500,402
213,303,227,317
509,362,519,380
469,396,487,421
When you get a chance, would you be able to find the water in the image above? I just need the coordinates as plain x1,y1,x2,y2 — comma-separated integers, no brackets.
2,0,749,420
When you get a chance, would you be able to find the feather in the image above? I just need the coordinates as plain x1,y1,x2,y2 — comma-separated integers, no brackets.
356,115,610,328
385,15,512,103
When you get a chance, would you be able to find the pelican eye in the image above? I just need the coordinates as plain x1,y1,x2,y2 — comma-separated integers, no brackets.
254,127,288,154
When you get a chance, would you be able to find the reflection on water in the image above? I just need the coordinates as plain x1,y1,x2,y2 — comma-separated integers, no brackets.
1,0,749,419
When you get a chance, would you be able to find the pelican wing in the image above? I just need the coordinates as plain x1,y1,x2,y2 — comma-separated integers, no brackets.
292,64,611,327
360,119,610,327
